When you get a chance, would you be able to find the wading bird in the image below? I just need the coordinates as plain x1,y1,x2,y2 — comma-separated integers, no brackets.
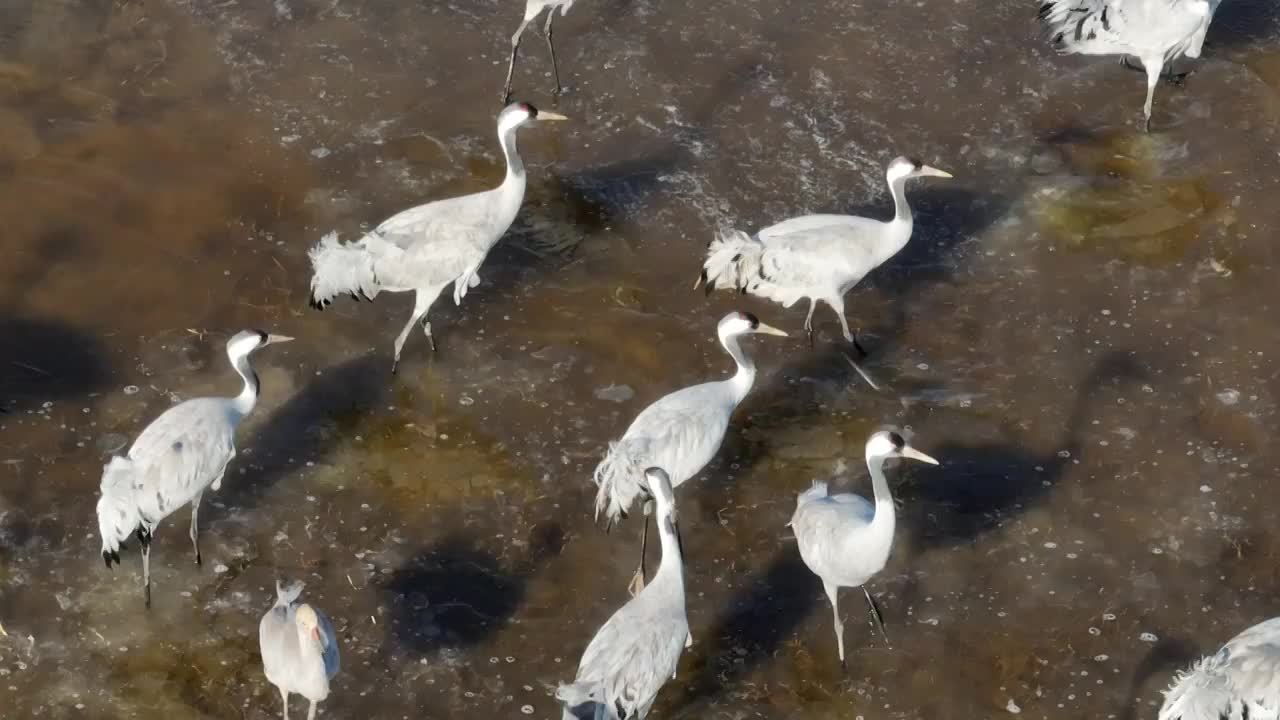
1038,0,1222,132
503,0,577,104
558,468,688,720
1159,616,1280,720
697,156,951,351
97,330,292,608
594,312,786,594
308,102,567,372
260,580,341,720
789,429,938,667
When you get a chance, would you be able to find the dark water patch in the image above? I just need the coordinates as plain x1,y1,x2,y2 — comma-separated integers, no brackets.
0,316,112,412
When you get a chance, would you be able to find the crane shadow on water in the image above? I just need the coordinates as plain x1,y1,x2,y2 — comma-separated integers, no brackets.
895,350,1150,548
0,315,111,413
379,523,566,657
1120,636,1198,720
1209,1,1280,50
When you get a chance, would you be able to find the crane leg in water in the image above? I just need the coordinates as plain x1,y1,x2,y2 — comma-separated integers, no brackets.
503,17,534,105
1121,55,1189,85
544,11,562,96
307,699,318,720
190,490,203,565
628,510,650,596
137,526,153,609
278,687,288,720
823,581,845,668
863,586,890,647
804,299,817,349
1141,56,1162,133
830,296,868,356
392,286,442,374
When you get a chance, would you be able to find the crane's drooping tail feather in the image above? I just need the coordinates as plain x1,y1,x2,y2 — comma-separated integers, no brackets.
308,231,382,310
699,228,765,294
788,480,829,527
97,456,142,567
1038,0,1110,53
592,440,649,526
1158,653,1238,720
556,682,615,720
274,579,305,608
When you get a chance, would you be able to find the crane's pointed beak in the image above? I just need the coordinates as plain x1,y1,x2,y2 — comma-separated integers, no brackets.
920,165,952,179
754,322,789,337
265,334,294,346
538,111,569,121
901,446,940,465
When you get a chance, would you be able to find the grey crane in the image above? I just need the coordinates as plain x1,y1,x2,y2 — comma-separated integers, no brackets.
260,580,341,720
1039,0,1222,132
97,329,292,608
594,312,786,595
308,102,566,372
789,429,938,667
1160,616,1280,720
697,156,951,351
558,467,688,720
503,0,577,104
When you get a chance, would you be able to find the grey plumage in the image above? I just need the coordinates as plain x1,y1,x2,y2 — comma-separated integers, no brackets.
307,103,566,372
1039,0,1222,131
260,580,341,720
96,329,292,608
558,468,688,720
1159,617,1280,720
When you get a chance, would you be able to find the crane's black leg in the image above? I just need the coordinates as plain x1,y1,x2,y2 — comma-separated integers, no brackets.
137,527,153,609
503,19,532,105
544,12,562,96
862,586,890,647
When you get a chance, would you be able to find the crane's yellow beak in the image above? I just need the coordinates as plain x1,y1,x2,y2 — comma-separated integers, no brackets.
265,334,294,345
920,165,952,179
538,111,569,121
901,446,940,465
754,322,789,337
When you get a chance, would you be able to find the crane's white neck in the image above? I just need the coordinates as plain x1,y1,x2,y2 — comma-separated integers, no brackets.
862,453,896,562
876,175,915,265
719,330,756,405
230,349,260,418
499,124,527,185
651,513,684,592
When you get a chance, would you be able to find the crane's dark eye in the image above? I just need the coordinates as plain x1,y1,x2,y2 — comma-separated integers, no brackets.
522,103,538,117
888,431,905,448
255,330,269,343
909,157,923,170
742,312,760,329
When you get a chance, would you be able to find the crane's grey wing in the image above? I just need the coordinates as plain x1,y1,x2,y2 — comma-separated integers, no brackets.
315,608,341,679
1042,0,1210,57
126,399,236,519
259,603,299,687
623,385,731,478
749,226,882,305
576,609,687,717
757,214,876,241
791,495,875,548
1184,0,1221,58
366,200,496,295
1160,617,1280,720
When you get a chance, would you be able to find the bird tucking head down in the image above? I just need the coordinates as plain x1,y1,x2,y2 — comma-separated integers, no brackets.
295,604,324,643
886,156,953,184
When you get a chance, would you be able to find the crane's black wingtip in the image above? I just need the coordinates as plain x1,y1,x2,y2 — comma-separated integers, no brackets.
103,550,120,568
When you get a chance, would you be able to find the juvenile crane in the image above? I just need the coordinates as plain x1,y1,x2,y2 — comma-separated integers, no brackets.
558,468,688,720
594,312,787,594
1038,0,1222,132
308,102,567,372
97,329,292,608
789,429,938,667
260,580,341,720
698,156,951,351
503,0,577,104
1159,616,1280,720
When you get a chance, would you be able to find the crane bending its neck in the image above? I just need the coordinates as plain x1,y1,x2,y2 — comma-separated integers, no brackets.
230,348,260,418
718,328,756,405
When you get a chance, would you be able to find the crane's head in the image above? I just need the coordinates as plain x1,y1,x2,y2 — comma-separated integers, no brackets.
499,102,568,135
226,329,294,361
295,604,323,643
866,428,940,466
886,156,953,184
717,311,788,340
643,467,678,521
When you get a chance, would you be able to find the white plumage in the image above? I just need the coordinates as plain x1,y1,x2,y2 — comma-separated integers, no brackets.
503,0,578,104
593,311,787,593
308,102,567,372
698,156,951,349
96,329,292,608
1160,617,1280,720
790,430,938,666
1039,0,1222,131
260,580,341,720
558,468,688,720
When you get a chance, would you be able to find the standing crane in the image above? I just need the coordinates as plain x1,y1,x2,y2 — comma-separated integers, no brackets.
97,329,292,608
594,312,787,595
259,580,341,720
1038,0,1222,132
503,0,577,105
697,156,951,351
308,102,567,372
1159,616,1280,720
789,429,939,667
558,468,688,720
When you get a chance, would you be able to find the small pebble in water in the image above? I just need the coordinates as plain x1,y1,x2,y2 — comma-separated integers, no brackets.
123,385,140,395
1006,699,1021,714
521,706,534,715
214,564,229,574
1139,632,1159,643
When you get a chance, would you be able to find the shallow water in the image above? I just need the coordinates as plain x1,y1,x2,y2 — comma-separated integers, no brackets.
3,0,1280,718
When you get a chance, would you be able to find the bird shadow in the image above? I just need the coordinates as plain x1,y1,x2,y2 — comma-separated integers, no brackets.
379,523,565,657
1120,637,1198,720
0,315,112,413
675,549,819,707
1208,1,1280,50
895,350,1150,548
212,354,388,514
